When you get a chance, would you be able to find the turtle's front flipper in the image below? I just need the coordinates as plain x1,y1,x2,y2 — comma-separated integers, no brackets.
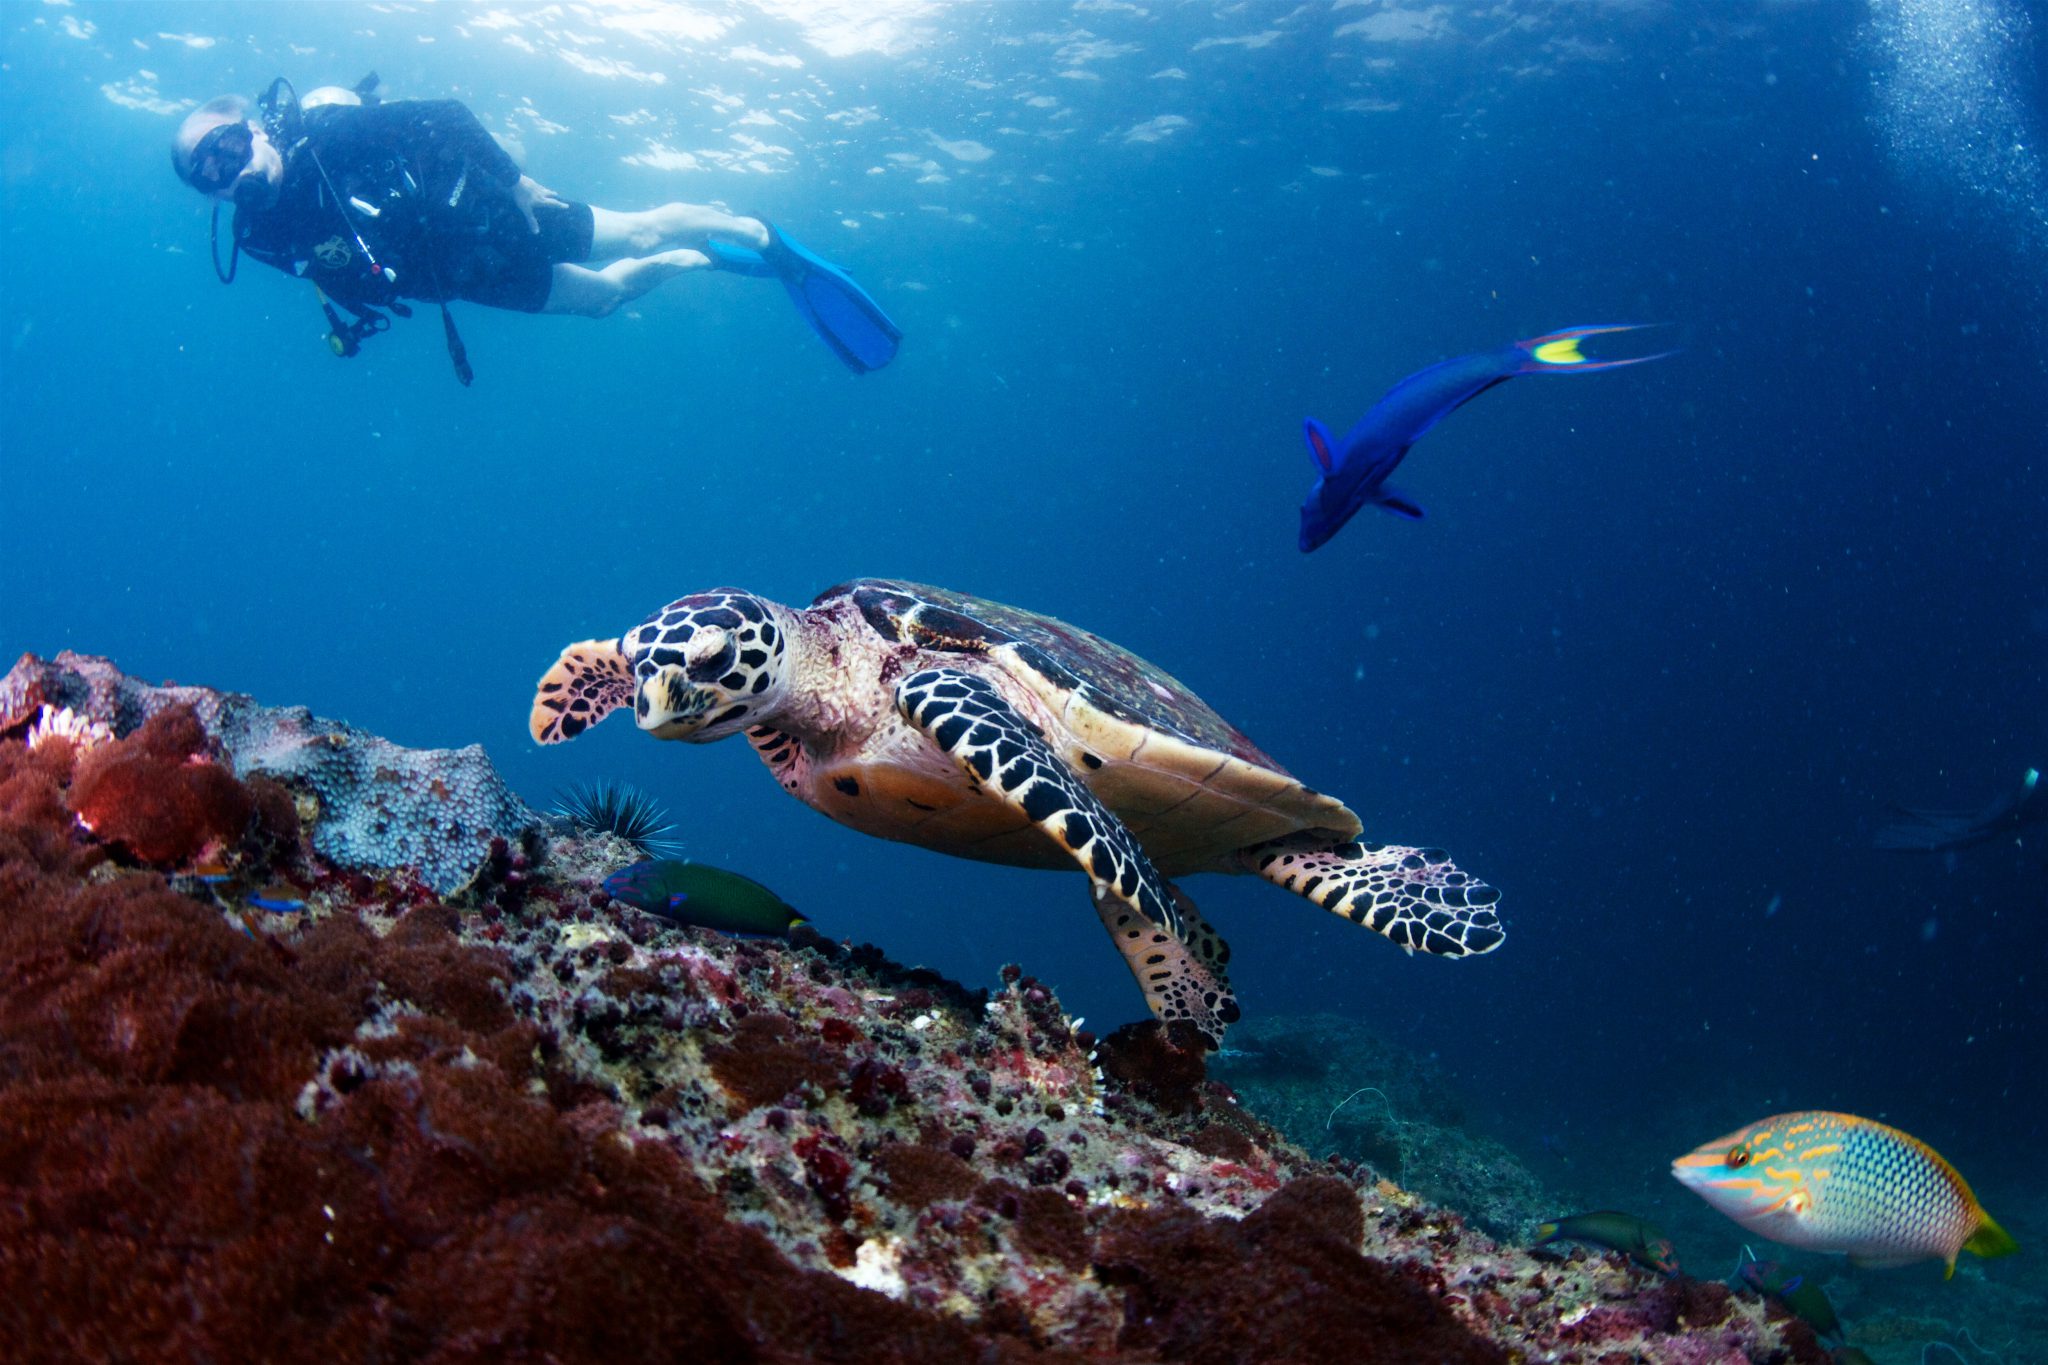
1242,835,1504,958
530,639,634,745
897,667,1239,1047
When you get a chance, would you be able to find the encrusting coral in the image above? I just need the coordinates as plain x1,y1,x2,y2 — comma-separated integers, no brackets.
0,654,1832,1364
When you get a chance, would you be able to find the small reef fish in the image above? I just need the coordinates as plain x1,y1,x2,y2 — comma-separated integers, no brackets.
1296,323,1673,552
245,884,308,913
1533,1210,1680,1274
602,859,808,937
1671,1111,2018,1277
1737,1259,1842,1343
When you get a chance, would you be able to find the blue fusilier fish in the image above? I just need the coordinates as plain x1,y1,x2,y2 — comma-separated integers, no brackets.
602,858,809,938
1297,324,1673,551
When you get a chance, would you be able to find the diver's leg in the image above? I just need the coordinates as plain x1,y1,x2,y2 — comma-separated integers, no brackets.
540,252,710,318
588,204,768,256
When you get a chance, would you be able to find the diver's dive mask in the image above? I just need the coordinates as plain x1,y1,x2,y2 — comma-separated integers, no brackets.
187,121,253,194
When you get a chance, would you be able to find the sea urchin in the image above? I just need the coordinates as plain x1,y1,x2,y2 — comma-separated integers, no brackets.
551,779,680,856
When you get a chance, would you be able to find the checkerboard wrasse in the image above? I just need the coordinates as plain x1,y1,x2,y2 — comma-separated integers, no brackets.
1672,1111,2018,1277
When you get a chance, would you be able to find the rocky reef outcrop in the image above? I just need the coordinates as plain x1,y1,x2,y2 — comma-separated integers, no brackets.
1,651,538,893
0,653,1831,1364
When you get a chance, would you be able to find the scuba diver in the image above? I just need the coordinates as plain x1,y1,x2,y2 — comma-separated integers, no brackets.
171,76,901,384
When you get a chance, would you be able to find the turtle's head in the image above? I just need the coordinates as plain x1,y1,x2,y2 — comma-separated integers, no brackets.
622,590,790,742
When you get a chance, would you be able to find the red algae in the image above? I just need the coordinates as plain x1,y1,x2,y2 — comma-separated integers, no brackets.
62,705,249,866
706,1011,843,1113
876,1141,981,1208
1093,1017,1212,1114
1093,1176,1505,1364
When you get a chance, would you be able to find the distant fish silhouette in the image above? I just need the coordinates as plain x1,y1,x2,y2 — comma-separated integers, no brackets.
1875,766,2043,851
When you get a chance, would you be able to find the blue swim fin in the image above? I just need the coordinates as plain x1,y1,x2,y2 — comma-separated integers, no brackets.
709,224,902,374
701,241,776,279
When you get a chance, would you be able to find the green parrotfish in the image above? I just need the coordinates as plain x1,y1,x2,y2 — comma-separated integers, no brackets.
1672,1111,2018,1278
1533,1210,1680,1274
602,858,808,937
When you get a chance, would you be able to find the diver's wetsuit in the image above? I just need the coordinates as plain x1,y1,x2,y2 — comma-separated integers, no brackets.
234,99,594,314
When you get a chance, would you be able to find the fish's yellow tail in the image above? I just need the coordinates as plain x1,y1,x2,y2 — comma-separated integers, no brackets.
1530,336,1585,365
1965,1214,2020,1263
1514,323,1676,372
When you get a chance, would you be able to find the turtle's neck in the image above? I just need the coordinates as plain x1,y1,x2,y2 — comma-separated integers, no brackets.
761,596,891,747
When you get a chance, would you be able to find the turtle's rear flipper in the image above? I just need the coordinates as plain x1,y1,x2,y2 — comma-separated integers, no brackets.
530,639,634,745
897,667,1239,1047
1243,835,1504,958
1090,885,1235,1049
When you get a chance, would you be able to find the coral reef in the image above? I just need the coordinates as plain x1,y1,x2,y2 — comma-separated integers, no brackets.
3,651,539,892
0,656,1832,1363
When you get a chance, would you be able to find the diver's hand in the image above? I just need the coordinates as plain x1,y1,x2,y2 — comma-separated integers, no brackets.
513,175,567,233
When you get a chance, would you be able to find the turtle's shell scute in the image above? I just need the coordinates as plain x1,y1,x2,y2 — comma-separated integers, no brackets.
819,579,1279,770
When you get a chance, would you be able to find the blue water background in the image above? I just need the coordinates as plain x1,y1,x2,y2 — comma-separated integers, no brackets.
4,0,2044,1262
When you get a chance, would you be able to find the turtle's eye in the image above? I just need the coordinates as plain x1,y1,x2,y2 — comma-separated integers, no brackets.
1725,1145,1751,1169
684,627,735,682
688,644,737,684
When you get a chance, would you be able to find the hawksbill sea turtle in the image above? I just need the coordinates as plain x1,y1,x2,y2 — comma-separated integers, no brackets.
530,579,1504,1046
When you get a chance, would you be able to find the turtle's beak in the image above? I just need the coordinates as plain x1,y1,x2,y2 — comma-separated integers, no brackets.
636,663,717,740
